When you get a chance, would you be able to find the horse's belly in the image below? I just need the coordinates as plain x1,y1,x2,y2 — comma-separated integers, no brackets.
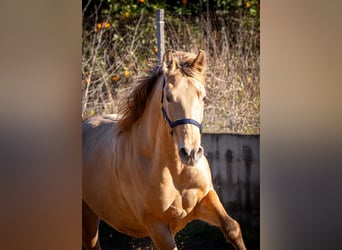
83,175,149,237
85,194,149,237
102,212,148,238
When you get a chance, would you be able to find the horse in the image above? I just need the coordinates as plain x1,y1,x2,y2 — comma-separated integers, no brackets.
82,50,246,250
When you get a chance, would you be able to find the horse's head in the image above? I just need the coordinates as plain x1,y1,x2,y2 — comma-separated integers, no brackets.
161,50,207,165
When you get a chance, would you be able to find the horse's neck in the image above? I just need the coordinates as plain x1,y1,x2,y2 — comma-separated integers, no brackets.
131,80,179,170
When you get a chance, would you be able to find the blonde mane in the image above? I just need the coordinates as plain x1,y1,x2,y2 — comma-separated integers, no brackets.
116,51,206,133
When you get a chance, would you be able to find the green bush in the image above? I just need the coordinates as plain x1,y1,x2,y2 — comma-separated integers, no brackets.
82,0,259,18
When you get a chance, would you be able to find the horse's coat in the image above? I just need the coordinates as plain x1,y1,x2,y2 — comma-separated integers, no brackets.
82,50,246,250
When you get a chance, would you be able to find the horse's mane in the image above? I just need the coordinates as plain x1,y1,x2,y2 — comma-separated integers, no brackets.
115,51,205,133
115,65,163,133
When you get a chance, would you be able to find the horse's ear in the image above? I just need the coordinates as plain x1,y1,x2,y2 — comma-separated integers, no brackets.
162,50,177,73
191,50,206,73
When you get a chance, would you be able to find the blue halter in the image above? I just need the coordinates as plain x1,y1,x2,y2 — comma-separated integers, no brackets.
161,76,202,134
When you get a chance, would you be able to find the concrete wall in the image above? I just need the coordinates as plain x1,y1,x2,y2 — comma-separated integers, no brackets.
202,133,260,223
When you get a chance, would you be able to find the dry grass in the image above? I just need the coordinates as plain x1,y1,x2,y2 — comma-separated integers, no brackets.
82,11,259,134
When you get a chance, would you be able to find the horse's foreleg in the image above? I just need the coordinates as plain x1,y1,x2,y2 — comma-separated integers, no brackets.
195,190,246,250
146,222,177,250
82,200,101,250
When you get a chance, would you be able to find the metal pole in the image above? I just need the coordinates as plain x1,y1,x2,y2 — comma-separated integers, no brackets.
156,9,165,64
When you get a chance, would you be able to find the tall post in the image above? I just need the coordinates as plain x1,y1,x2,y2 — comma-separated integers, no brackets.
156,9,165,64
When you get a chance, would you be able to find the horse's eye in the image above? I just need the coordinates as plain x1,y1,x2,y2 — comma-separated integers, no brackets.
202,96,207,102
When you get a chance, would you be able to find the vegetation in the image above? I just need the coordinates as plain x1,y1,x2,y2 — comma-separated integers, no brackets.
82,0,259,18
82,0,259,133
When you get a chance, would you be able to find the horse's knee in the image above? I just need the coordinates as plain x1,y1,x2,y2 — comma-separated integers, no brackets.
223,220,246,250
224,220,240,240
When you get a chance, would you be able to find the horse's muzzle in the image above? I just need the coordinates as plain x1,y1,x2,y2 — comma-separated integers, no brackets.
179,146,204,165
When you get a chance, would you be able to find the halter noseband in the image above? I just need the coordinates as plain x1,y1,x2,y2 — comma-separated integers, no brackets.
161,76,202,135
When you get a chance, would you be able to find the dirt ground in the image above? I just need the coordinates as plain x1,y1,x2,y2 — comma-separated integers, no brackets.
96,219,259,250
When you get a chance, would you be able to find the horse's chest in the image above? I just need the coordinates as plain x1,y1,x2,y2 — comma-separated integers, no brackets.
180,189,197,210
160,163,210,220
165,189,198,220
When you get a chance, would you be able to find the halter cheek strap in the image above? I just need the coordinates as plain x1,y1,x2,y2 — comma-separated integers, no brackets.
161,76,202,134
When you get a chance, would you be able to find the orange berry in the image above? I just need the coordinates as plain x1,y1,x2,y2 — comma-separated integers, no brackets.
111,75,120,81
124,12,130,18
138,0,144,3
124,70,130,78
245,2,251,8
104,22,111,28
97,23,102,29
154,47,158,54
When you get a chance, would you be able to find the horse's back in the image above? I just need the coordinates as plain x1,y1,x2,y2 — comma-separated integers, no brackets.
82,114,120,134
82,115,119,204
82,115,118,162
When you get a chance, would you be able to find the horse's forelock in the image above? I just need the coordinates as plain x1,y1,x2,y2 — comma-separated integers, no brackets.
175,52,206,82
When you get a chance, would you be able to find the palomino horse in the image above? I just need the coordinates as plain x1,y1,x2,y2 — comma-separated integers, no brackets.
82,50,246,250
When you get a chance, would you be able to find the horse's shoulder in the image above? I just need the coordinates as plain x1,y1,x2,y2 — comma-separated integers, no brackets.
82,115,119,156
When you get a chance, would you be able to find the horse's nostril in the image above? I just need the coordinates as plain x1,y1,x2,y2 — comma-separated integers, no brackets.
179,147,191,158
179,146,203,163
194,146,204,161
